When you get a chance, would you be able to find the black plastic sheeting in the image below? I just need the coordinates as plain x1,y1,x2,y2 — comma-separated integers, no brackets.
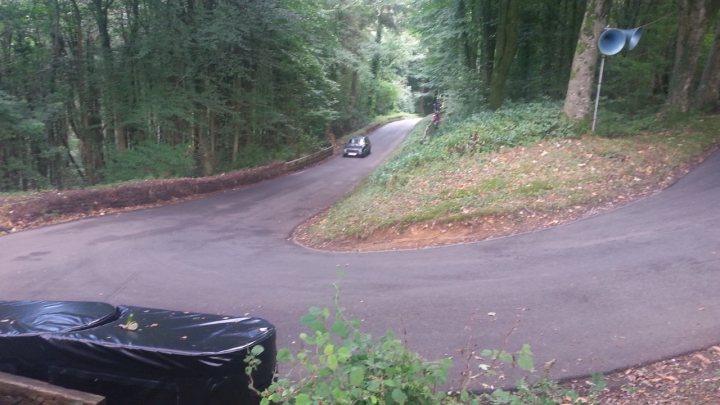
0,301,276,405
0,300,119,374
0,301,118,336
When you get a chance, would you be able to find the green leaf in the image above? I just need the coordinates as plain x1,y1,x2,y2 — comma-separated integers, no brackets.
349,366,365,386
367,380,381,392
251,345,265,356
499,351,513,364
327,354,338,370
333,387,348,402
391,388,407,404
324,344,335,356
295,393,311,405
331,321,349,338
517,344,534,371
337,346,352,362
277,348,293,363
301,313,326,333
491,389,517,403
299,332,313,344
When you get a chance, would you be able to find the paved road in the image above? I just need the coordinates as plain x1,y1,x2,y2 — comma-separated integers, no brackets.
1,118,719,386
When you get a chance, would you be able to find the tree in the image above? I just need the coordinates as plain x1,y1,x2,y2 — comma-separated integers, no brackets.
664,0,716,113
0,91,45,190
488,0,520,110
414,0,586,113
694,7,720,110
563,0,611,121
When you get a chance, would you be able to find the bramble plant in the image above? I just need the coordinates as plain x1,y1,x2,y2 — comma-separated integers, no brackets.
246,284,607,404
255,284,456,405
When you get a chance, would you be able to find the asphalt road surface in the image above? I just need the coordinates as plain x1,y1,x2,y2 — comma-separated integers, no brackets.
1,119,719,386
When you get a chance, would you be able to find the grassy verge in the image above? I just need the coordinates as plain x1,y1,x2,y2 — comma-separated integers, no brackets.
298,103,720,248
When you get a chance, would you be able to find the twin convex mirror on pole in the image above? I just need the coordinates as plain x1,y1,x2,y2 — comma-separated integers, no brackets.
592,27,644,132
598,27,643,56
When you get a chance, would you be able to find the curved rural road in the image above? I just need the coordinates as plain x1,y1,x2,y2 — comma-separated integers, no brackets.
1,119,719,386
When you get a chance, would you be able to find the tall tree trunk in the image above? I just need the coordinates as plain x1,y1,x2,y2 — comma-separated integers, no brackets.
561,0,586,94
563,0,611,121
488,0,520,110
67,0,105,184
664,0,712,113
232,125,241,164
694,11,720,110
91,0,124,151
479,0,496,87
371,9,383,78
204,107,215,176
459,0,478,69
47,0,71,188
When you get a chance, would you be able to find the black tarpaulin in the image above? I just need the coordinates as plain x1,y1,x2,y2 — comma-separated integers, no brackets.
0,301,276,405
0,300,119,379
0,300,118,336
46,305,276,375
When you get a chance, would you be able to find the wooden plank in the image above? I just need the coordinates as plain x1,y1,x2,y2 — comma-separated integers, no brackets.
0,371,105,405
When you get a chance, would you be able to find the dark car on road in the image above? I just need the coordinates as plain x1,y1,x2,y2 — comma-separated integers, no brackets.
343,136,371,158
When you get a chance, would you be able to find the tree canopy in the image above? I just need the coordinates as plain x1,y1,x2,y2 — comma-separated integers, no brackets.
1,0,718,191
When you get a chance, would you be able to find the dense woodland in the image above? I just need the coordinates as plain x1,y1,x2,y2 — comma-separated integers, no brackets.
1,0,719,192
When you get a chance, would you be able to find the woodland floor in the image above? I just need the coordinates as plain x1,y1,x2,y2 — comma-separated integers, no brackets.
1,146,719,403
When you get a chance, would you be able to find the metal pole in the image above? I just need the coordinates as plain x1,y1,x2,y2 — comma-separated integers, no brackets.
592,56,606,133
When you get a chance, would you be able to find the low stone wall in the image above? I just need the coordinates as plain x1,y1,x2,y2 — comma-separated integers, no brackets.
286,146,334,171
6,162,288,225
1,145,336,233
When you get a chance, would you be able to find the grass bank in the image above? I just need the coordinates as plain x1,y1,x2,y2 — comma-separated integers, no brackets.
296,103,720,250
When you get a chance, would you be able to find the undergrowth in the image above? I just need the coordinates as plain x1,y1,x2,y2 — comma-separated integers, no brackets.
372,102,577,187
247,284,606,404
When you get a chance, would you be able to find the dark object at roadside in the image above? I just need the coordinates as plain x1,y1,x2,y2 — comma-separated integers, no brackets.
431,112,441,127
343,136,371,158
0,300,276,405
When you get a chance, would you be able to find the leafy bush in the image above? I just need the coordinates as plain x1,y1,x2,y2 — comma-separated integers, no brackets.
248,287,607,405
372,102,577,187
592,109,660,138
104,141,193,183
256,290,455,405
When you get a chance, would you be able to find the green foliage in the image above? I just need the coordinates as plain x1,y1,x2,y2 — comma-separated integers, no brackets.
103,141,193,183
256,288,456,405
371,80,403,115
412,0,585,110
373,102,577,187
246,288,608,404
0,0,417,188
0,91,48,191
592,110,661,138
